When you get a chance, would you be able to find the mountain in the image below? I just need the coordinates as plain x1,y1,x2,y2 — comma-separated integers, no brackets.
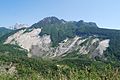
0,27,12,38
2,17,120,60
1,17,120,79
9,23,29,30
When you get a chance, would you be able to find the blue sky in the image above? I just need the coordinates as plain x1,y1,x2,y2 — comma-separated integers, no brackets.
0,0,120,29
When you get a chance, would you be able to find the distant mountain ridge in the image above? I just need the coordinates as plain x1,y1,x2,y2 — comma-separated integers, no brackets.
0,27,12,38
9,23,29,30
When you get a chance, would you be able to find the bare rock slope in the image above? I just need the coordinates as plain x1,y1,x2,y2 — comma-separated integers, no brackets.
4,28,110,58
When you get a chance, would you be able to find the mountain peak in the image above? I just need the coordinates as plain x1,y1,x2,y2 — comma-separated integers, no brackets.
9,23,29,30
42,16,60,21
40,16,61,24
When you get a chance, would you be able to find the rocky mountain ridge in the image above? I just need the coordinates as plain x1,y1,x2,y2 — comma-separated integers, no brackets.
9,23,29,30
4,17,111,58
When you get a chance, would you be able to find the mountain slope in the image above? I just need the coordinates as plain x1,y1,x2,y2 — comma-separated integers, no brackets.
1,17,120,80
3,17,120,60
0,27,12,38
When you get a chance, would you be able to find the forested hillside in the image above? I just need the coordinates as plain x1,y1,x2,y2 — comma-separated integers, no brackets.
0,27,12,38
31,17,120,61
0,44,120,80
0,17,120,80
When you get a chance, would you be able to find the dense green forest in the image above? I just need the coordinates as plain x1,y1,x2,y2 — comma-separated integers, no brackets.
0,44,120,80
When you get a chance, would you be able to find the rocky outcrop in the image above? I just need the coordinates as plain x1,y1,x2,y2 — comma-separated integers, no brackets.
9,23,29,30
4,28,110,58
0,62,17,75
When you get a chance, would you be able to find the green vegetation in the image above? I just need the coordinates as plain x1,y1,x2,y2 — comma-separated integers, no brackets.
0,44,120,80
0,27,12,38
0,17,120,79
31,17,120,61
31,17,99,47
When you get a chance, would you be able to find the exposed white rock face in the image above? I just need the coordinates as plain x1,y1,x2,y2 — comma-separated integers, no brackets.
97,39,110,55
91,38,99,44
4,29,26,44
53,36,80,57
91,39,110,58
4,28,110,58
4,28,51,52
63,38,69,43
